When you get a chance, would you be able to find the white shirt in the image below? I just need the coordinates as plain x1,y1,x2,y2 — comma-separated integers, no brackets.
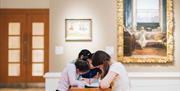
100,61,130,91
110,62,130,91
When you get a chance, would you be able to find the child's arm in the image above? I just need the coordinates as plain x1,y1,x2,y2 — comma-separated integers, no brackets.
67,64,85,87
100,71,118,88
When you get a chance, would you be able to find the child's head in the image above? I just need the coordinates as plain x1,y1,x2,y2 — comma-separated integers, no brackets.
92,50,111,68
75,59,90,74
78,49,94,69
92,50,111,78
78,49,92,61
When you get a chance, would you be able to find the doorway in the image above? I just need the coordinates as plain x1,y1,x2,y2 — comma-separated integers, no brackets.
0,9,49,87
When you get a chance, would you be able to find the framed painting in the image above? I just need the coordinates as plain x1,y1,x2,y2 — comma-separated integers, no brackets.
117,0,174,63
65,19,92,41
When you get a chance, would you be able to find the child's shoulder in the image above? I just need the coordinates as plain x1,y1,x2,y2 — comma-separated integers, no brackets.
111,61,125,69
66,63,76,69
67,63,75,66
112,61,123,66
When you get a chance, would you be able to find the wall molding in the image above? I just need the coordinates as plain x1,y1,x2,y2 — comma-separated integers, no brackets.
44,72,180,78
128,72,180,78
44,72,180,91
44,72,61,78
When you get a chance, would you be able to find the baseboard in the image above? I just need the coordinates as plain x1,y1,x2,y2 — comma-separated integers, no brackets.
0,83,44,88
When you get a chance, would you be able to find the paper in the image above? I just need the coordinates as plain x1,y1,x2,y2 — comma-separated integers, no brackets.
85,79,100,88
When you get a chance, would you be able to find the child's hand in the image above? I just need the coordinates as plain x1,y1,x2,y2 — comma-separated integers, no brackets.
93,72,101,79
81,78,94,84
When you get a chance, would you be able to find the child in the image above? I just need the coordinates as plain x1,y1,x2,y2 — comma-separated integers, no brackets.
78,49,102,78
56,59,90,91
92,50,130,91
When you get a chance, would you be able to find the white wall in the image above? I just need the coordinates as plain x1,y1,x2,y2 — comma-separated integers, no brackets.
0,0,49,8
50,0,117,71
50,0,180,72
0,0,1,8
128,72,180,91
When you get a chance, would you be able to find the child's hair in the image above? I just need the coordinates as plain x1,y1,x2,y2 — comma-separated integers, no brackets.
75,59,90,73
92,50,111,66
92,50,111,78
78,49,92,61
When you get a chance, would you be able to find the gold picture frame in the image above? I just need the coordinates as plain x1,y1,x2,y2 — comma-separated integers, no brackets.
65,19,92,41
117,0,174,63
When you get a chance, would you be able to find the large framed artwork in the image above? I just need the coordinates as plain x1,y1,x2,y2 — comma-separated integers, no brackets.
65,19,92,41
117,0,174,63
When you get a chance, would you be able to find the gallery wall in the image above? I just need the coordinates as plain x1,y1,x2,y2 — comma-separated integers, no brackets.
49,0,117,71
0,0,1,8
0,0,179,72
50,0,180,72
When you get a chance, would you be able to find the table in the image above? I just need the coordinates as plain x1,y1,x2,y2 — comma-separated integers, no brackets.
69,87,111,91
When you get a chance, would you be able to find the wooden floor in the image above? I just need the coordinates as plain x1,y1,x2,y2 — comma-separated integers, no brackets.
0,88,44,91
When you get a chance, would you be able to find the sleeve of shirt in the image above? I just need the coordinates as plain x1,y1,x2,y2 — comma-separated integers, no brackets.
67,64,86,87
100,71,118,88
109,63,124,75
100,63,124,88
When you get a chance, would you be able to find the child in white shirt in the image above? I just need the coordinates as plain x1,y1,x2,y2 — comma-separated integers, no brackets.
92,50,130,91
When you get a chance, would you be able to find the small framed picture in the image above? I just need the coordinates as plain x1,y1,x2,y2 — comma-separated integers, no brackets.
65,19,92,41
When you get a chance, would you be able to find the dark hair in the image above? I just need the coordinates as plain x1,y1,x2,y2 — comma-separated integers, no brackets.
92,50,111,78
75,59,90,72
78,49,92,61
92,50,111,66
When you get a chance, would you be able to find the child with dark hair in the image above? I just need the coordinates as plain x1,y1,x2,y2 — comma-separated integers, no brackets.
78,49,102,78
56,59,90,91
78,49,92,60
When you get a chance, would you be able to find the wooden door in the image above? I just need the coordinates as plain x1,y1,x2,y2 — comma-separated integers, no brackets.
0,14,26,83
0,9,49,84
27,12,49,82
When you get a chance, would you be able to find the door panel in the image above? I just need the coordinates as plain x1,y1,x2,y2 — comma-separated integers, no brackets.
3,15,26,83
27,14,49,82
